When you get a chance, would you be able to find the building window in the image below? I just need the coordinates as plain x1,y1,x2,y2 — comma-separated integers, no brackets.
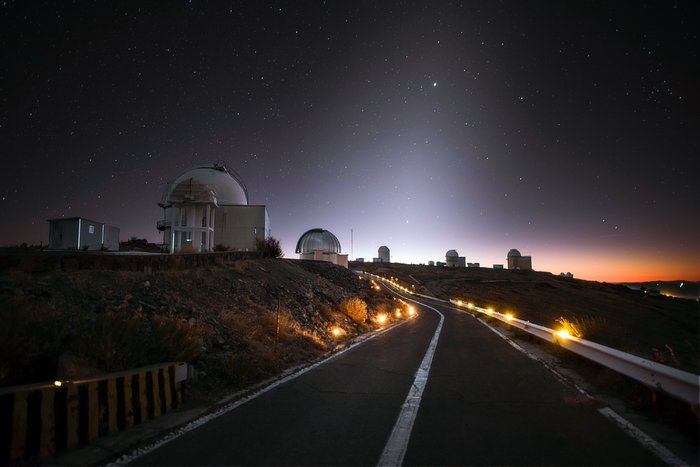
202,208,207,227
88,225,95,234
181,209,187,226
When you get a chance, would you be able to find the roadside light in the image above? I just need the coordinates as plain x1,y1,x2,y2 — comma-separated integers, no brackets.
375,285,381,291
332,327,342,337
486,308,494,314
54,381,62,387
468,302,474,309
456,300,462,306
408,306,416,316
505,313,514,321
556,329,571,339
376,313,388,324
395,310,402,318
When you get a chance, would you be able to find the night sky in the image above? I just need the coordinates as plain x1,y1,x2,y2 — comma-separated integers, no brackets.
3,1,699,282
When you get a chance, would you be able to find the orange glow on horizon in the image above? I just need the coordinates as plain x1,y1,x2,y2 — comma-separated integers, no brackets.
536,248,699,283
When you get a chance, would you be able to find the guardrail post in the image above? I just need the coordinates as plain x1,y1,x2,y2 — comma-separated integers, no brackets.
10,391,27,462
39,388,55,457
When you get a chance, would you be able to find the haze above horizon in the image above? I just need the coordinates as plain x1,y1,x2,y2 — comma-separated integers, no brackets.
3,2,698,284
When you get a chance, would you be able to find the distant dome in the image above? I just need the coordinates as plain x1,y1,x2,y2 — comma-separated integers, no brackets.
163,163,248,206
446,249,459,257
296,228,341,254
507,249,521,257
378,246,389,254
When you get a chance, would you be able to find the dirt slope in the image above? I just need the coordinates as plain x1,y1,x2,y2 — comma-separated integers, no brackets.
0,258,399,395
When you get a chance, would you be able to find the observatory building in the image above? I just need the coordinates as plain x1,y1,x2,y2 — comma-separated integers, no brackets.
47,217,119,251
446,249,466,267
374,245,390,263
157,163,269,254
296,228,348,268
507,249,533,270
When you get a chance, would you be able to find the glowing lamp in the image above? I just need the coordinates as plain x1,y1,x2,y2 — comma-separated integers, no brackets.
54,381,62,387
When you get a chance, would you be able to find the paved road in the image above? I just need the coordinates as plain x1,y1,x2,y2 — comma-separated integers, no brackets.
129,292,664,466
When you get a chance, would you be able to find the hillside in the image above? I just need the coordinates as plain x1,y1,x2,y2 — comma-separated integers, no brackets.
0,257,400,398
357,262,699,374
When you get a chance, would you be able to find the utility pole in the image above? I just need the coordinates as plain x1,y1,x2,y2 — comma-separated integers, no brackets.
351,228,354,260
275,297,281,351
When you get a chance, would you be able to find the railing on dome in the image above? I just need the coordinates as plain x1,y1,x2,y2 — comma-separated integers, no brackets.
213,160,250,203
168,180,219,204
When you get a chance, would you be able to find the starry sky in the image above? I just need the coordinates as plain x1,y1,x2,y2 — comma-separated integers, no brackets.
2,1,699,282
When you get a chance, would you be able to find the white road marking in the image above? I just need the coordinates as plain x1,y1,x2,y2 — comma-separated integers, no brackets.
107,319,410,466
474,315,590,396
378,298,444,467
469,310,686,466
598,407,687,466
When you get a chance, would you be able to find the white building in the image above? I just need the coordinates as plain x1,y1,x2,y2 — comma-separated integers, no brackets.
507,249,533,270
157,163,269,254
296,228,348,268
446,249,466,267
48,217,119,251
377,245,390,263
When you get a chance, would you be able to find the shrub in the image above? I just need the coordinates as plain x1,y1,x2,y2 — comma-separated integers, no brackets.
341,297,368,324
149,316,203,363
256,236,284,258
74,311,149,371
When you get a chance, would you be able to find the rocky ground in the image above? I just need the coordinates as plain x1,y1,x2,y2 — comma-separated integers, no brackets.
0,257,401,402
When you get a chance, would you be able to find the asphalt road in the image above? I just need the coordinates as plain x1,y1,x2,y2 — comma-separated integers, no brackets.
129,292,664,466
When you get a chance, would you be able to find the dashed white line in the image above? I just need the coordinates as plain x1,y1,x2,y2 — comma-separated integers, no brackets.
378,299,444,467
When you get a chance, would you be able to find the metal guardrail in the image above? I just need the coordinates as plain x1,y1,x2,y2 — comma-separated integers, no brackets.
361,272,699,410
449,299,700,411
1,362,188,463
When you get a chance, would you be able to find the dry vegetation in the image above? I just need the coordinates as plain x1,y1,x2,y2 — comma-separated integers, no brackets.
0,258,403,399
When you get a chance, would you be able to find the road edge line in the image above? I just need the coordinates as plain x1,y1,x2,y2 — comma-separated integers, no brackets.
106,319,411,466
597,407,687,466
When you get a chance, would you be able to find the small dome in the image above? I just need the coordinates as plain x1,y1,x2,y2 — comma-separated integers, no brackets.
163,164,248,206
446,249,459,257
507,249,521,257
296,228,341,254
378,246,390,254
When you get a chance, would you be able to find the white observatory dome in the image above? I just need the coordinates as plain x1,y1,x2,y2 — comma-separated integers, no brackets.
446,249,459,257
163,163,249,206
507,249,521,258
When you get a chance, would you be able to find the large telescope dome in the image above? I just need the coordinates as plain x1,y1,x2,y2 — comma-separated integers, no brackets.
162,163,249,206
296,228,341,254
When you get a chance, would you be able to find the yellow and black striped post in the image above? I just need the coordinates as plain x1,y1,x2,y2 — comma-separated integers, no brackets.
0,362,187,464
